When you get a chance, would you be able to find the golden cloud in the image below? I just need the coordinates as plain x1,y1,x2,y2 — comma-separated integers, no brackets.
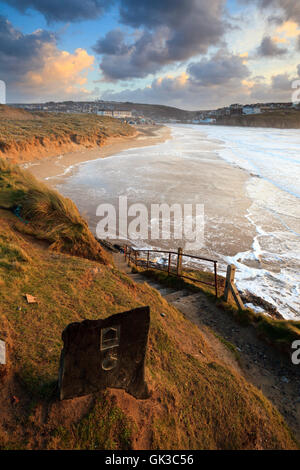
24,46,95,97
276,21,300,38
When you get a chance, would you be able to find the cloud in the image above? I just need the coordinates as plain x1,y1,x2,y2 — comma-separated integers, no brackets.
250,67,299,101
240,1,300,24
101,57,300,109
94,0,228,80
23,47,94,99
187,50,250,85
2,0,112,23
257,35,288,56
93,29,129,56
0,15,56,80
276,20,300,37
0,16,94,101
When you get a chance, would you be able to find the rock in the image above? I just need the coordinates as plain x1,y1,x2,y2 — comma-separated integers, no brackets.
25,294,37,304
59,306,150,401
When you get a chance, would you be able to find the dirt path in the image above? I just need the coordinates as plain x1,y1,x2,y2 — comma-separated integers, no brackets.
114,253,300,442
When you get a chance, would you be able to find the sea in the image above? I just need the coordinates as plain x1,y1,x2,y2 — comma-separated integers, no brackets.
55,124,300,320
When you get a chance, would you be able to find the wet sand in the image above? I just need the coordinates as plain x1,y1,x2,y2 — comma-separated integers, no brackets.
25,125,170,182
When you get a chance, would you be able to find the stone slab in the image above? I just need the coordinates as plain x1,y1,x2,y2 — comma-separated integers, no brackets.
59,306,150,400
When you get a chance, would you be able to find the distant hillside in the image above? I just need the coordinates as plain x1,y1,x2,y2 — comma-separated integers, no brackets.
103,101,197,121
216,110,300,129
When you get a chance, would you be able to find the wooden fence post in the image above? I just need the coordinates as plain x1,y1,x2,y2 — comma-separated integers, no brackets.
168,253,171,275
224,264,245,310
177,247,183,276
214,261,218,298
147,251,150,269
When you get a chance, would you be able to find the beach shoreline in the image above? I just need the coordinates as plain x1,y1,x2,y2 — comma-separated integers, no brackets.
26,125,171,182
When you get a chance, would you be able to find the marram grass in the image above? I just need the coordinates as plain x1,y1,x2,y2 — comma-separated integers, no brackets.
0,158,109,264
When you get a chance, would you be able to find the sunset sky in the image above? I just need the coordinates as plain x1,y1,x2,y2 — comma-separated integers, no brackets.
0,0,299,108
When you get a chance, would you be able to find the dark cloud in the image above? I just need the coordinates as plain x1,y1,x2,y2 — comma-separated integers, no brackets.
2,0,112,23
96,29,173,80
0,15,55,80
257,36,288,56
94,0,227,80
240,1,300,23
271,72,291,89
93,29,129,56
188,51,250,85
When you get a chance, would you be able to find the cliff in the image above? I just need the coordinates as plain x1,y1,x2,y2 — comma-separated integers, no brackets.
216,110,300,128
0,105,136,164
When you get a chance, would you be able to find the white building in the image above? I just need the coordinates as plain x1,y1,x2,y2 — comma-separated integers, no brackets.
97,110,113,117
243,106,261,115
113,110,133,119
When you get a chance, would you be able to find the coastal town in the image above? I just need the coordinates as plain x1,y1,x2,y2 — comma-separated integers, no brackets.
11,99,300,125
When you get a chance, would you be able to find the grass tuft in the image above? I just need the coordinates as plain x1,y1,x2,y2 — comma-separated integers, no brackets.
0,159,109,264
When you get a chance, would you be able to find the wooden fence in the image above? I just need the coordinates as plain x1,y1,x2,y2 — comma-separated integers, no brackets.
124,245,219,298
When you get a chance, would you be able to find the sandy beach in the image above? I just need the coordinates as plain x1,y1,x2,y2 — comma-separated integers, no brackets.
25,125,170,182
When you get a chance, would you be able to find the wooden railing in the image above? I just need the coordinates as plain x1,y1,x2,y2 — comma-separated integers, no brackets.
124,245,219,298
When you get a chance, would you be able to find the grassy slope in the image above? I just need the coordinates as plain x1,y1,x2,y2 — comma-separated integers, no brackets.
136,267,300,354
0,160,109,263
0,205,297,449
0,105,135,162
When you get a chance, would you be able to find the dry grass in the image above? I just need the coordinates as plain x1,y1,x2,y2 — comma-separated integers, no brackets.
134,266,300,354
0,160,109,263
0,108,134,146
0,210,297,450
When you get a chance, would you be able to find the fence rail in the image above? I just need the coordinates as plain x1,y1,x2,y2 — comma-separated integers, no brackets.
124,245,219,298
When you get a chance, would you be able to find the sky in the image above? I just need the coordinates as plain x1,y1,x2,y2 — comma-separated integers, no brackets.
0,0,300,109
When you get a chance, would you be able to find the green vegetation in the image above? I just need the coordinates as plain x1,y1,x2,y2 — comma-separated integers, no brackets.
213,332,241,362
0,160,109,263
0,159,298,449
0,203,297,449
135,266,300,353
51,394,134,450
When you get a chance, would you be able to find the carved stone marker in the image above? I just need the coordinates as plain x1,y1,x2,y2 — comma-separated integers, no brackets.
58,306,150,400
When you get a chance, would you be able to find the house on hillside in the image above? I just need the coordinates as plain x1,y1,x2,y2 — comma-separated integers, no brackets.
97,110,113,117
243,106,261,115
229,103,243,115
113,110,133,119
